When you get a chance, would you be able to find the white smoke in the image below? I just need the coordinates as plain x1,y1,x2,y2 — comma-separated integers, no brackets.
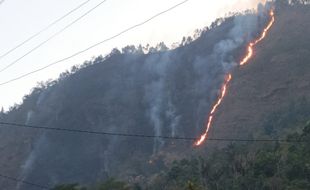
143,12,260,150
216,13,258,71
36,90,48,107
192,11,264,133
25,110,34,125
144,53,172,153
103,134,118,175
166,99,181,137
145,79,165,153
194,12,260,83
17,90,50,189
16,133,47,190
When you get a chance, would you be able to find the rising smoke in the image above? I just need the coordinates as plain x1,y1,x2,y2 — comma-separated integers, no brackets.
16,91,51,190
1,4,274,189
143,52,170,153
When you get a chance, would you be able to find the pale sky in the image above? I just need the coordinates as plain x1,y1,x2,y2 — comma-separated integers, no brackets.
0,0,265,110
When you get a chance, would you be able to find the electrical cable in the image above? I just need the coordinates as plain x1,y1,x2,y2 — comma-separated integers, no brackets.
0,0,189,86
0,173,50,190
0,0,108,73
0,121,308,143
0,0,91,61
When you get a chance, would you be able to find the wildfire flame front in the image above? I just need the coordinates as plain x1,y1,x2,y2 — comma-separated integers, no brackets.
195,9,275,146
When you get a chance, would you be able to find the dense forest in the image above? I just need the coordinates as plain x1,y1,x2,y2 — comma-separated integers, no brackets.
1,5,264,190
0,0,309,189
52,121,310,190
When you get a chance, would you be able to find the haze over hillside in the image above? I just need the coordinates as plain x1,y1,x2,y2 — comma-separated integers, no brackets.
210,3,310,143
0,1,309,189
0,0,264,110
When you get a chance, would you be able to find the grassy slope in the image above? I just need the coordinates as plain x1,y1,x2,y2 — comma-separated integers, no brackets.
209,5,310,143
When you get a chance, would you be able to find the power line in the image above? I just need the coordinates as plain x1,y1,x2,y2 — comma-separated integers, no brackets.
0,121,308,143
0,0,91,61
0,173,50,189
0,0,189,86
0,0,108,73
0,121,196,141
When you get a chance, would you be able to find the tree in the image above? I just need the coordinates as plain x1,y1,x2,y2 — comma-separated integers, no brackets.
0,107,4,118
96,178,130,190
52,184,86,190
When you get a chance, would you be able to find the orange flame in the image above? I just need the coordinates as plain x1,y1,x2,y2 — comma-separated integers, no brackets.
240,10,275,66
195,74,231,146
195,10,275,146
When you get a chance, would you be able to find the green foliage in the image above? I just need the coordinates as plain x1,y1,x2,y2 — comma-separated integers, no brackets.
52,179,132,190
51,121,310,190
186,180,202,190
167,158,205,189
263,98,310,137
147,121,310,190
52,183,86,190
95,178,130,190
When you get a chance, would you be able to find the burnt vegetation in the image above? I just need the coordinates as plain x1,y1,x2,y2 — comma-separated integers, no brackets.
0,0,309,189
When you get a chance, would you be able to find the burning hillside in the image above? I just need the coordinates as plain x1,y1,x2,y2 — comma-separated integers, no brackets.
208,4,310,144
0,1,309,189
195,9,275,146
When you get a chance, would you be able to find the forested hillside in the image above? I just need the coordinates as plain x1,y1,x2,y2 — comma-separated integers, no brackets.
53,121,310,190
0,7,264,189
0,1,309,189
209,1,310,145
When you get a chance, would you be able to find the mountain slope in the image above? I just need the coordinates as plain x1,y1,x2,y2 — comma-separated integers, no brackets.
0,3,309,190
0,10,263,189
209,4,310,143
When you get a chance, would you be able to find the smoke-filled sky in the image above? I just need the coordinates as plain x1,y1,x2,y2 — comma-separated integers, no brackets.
0,0,265,110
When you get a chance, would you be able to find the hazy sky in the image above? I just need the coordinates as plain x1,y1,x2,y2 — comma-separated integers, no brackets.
0,0,265,110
